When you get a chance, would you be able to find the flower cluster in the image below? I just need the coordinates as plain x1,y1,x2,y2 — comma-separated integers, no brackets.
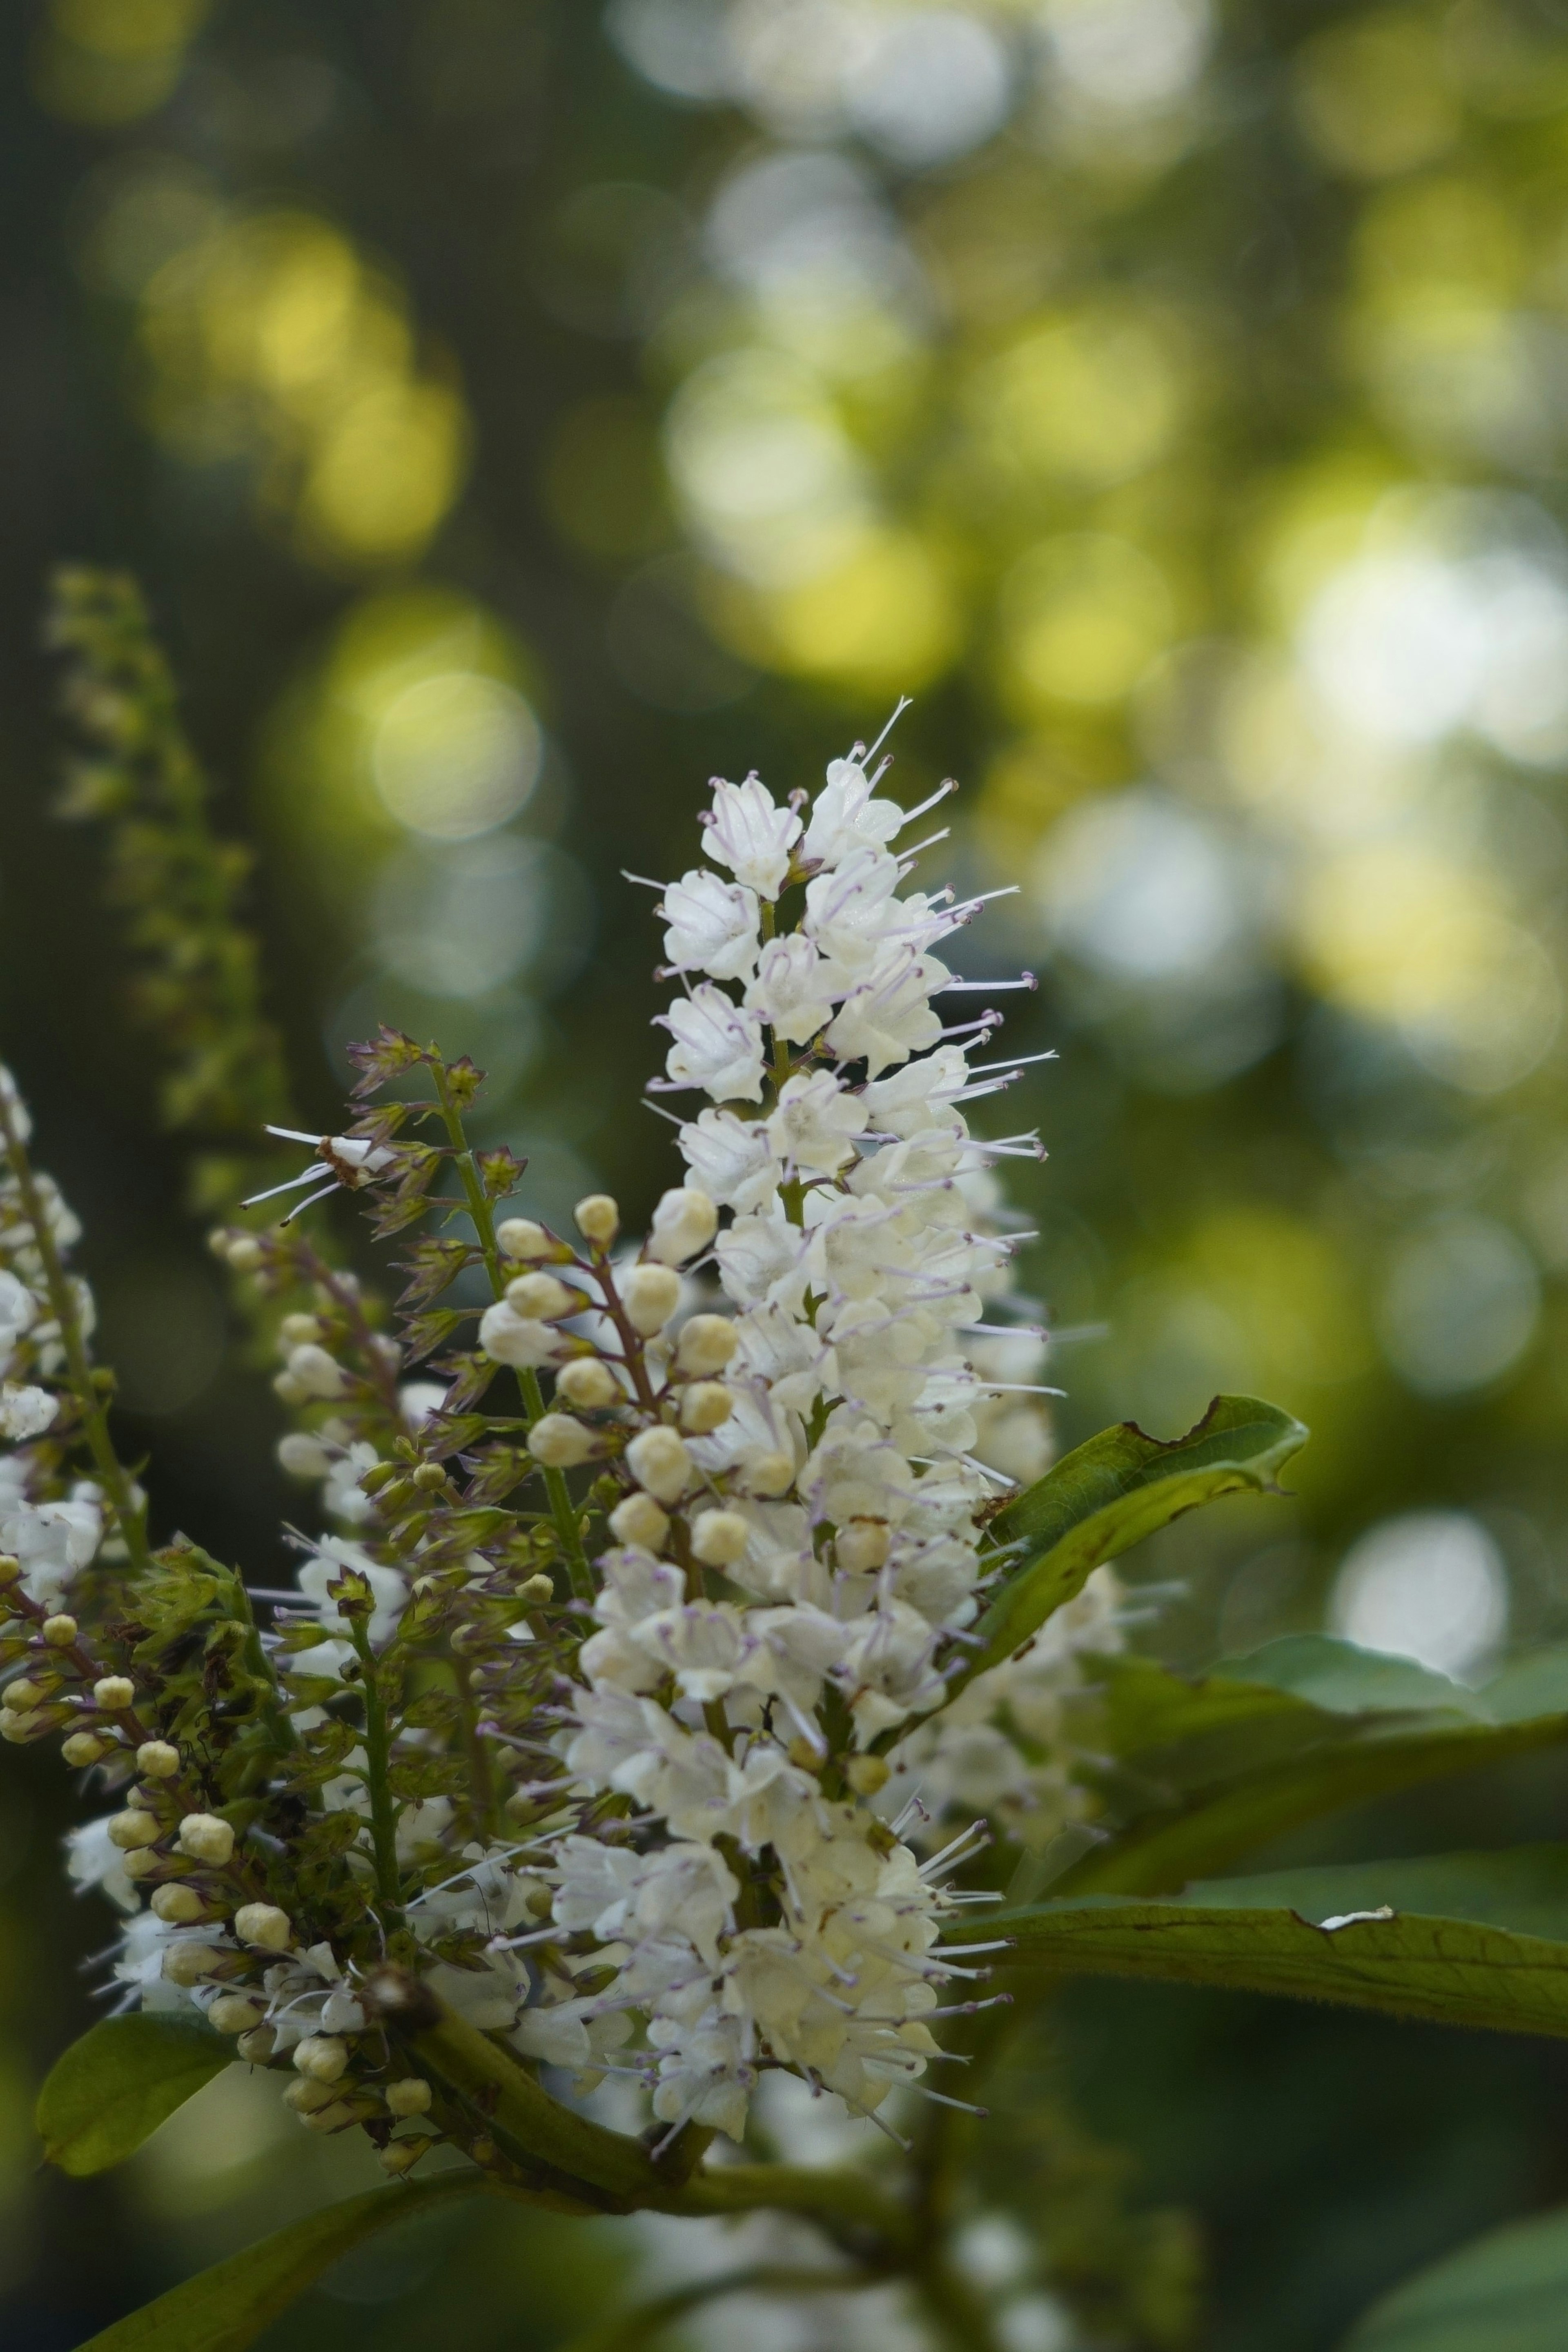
6,735,1098,2176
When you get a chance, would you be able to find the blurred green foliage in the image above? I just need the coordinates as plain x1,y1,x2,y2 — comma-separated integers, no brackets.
6,0,1568,2345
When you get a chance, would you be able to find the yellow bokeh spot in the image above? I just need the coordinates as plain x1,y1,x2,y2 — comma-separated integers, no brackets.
1354,174,1523,304
968,303,1185,490
1292,8,1460,180
32,0,209,122
1184,1208,1374,1389
730,530,960,692
136,212,468,570
1000,533,1175,711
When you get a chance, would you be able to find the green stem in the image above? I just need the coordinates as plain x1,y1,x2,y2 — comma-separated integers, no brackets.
0,1085,153,1574
348,1617,402,1913
432,1073,593,1603
452,1653,497,1839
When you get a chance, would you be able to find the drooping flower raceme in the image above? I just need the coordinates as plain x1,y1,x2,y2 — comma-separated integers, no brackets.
0,735,1105,2178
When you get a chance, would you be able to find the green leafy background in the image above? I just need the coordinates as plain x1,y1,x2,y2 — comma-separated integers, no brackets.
5,0,1568,2346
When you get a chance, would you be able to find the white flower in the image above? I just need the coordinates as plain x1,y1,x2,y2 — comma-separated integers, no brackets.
744,934,838,1046
658,984,766,1103
0,1272,37,1370
0,1383,56,1440
479,1300,566,1369
66,1816,137,1913
677,1107,781,1212
824,947,947,1076
295,1538,408,1649
765,1069,868,1176
661,869,762,982
800,757,906,869
803,844,906,974
715,1206,811,1313
700,775,802,900
2,1490,102,1605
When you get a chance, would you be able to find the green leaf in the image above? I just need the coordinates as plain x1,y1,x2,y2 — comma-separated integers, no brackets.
961,1396,1307,1692
1053,1642,1568,1898
1340,2205,1568,2351
37,2013,232,2177
71,2175,488,2352
975,1852,1568,2038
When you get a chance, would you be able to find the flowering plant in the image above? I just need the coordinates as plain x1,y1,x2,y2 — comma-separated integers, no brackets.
16,576,1568,2352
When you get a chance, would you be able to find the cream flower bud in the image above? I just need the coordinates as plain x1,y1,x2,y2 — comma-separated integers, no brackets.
381,2137,432,2175
675,1314,738,1375
285,2076,341,2114
679,1381,734,1434
151,1884,206,1924
1,1710,43,1743
94,1676,135,1711
625,1425,692,1503
0,1555,17,1588
107,1809,160,1850
506,1272,582,1322
61,1731,105,1766
845,1754,891,1795
279,1312,322,1347
527,1414,599,1468
294,2035,349,2084
574,1194,620,1246
738,1450,795,1498
272,1372,310,1407
277,1432,332,1478
177,1813,235,1866
519,1572,555,1602
137,1740,180,1778
608,1492,670,1550
478,1302,562,1369
622,1263,682,1336
690,1509,750,1567
287,1343,347,1400
209,1993,266,2034
236,2025,277,2063
41,1614,77,1647
225,1235,263,1273
122,1849,158,1879
496,1218,554,1261
234,1902,292,1950
384,2076,433,2116
163,1943,225,1987
646,1187,719,1267
835,1519,891,1572
555,1358,620,1410
7,1679,42,1711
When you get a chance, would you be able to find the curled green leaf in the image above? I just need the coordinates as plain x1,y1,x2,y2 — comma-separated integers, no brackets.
37,2013,232,2178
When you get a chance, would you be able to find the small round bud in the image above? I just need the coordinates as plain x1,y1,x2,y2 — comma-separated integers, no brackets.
412,1461,448,1490
1,1710,42,1743
787,1735,825,1771
151,1884,206,1924
7,1678,43,1711
163,1943,225,1987
471,2137,499,2167
526,1414,599,1469
41,1614,77,1648
0,1554,18,1587
380,2136,432,2175
622,1263,682,1336
137,1740,181,1778
679,1381,733,1434
519,1572,555,1603
94,1676,135,1712
285,2076,341,2114
287,1343,347,1401
279,1312,323,1347
209,1993,266,2034
608,1492,669,1551
478,1302,562,1369
574,1194,620,1247
624,1425,692,1504
122,1849,158,1879
236,2025,276,2063
845,1754,891,1796
675,1314,738,1376
107,1809,160,1851
555,1357,619,1410
294,2034,349,2084
506,1272,582,1322
234,1901,292,1950
177,1813,236,1866
206,1225,231,1258
690,1509,750,1568
62,1731,106,1767
384,2076,433,2117
739,1450,795,1498
278,1432,332,1480
225,1235,264,1273
836,1519,891,1573
646,1187,719,1267
272,1371,310,1406
496,1217,554,1262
